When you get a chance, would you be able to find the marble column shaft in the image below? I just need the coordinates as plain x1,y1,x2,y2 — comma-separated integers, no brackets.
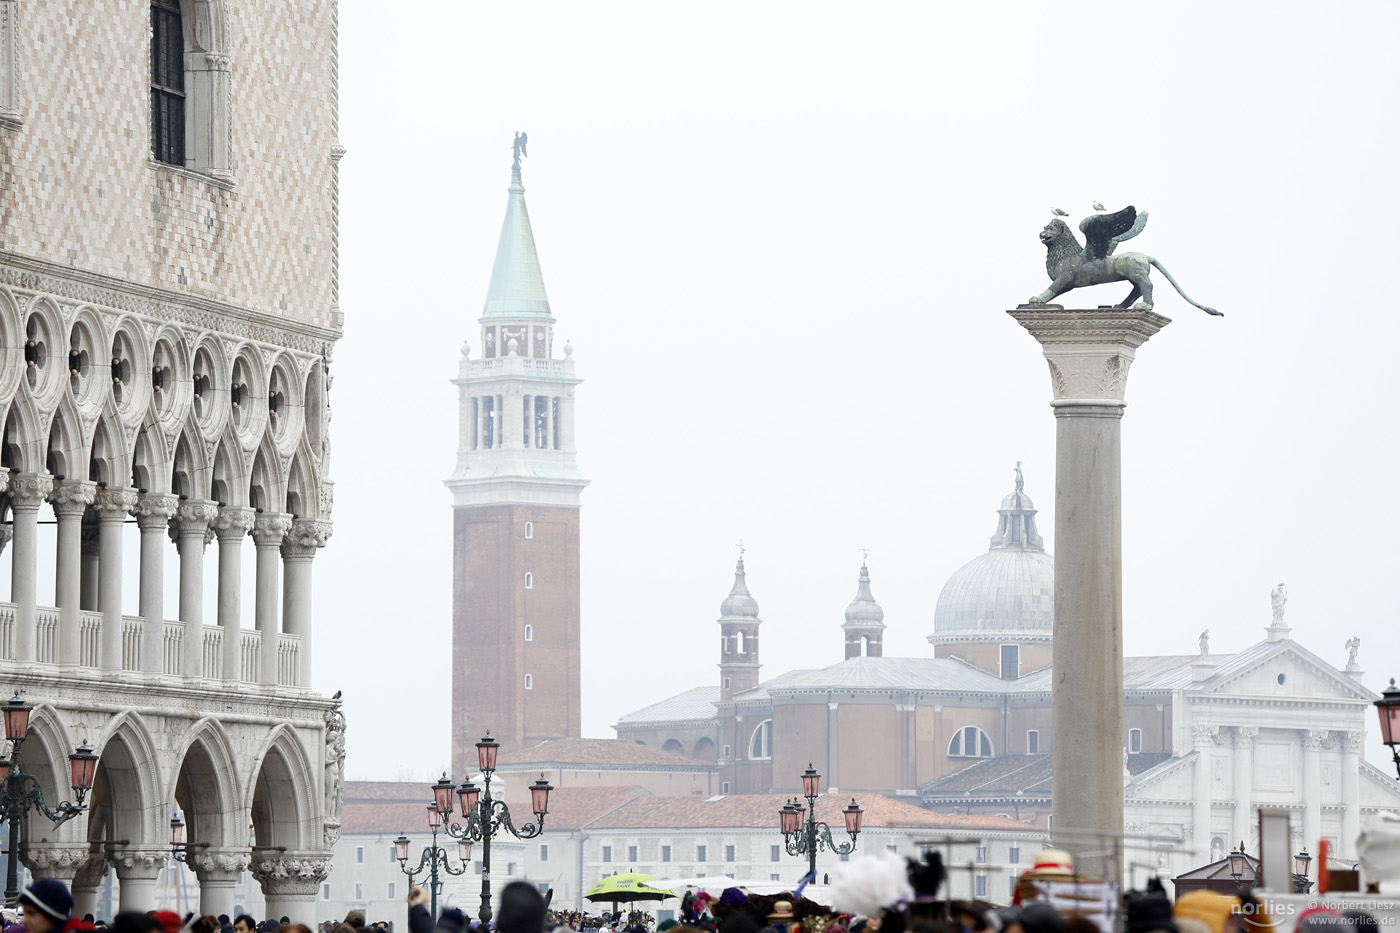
80,521,99,611
1011,308,1170,887
96,487,139,670
9,473,54,661
1342,732,1362,858
1192,724,1215,863
1302,729,1326,851
50,481,96,666
252,513,293,685
135,495,180,674
1233,726,1257,848
171,500,219,678
281,519,331,687
214,507,256,681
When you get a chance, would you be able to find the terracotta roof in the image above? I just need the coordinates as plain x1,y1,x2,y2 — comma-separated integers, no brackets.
343,780,436,804
496,738,716,769
341,785,650,835
585,793,1035,832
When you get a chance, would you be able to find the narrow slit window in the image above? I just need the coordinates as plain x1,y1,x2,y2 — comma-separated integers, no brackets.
524,572,533,589
524,674,533,690
524,625,533,642
524,521,533,539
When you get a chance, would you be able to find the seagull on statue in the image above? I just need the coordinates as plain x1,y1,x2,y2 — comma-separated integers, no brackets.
1051,207,1070,217
1092,200,1106,211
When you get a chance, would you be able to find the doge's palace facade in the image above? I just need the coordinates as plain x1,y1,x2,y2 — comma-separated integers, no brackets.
0,0,343,921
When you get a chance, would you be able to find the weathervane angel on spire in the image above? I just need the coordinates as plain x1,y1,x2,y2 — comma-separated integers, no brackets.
513,131,529,164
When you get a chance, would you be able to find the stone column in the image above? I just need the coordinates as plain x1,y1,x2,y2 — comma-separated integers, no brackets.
171,500,219,678
1302,729,1327,851
135,495,179,674
111,850,164,913
213,507,255,681
9,473,54,662
70,853,111,921
1341,731,1362,858
252,513,292,686
21,845,92,898
80,521,99,611
545,395,556,449
193,849,251,919
1233,726,1257,848
281,520,331,688
252,854,332,926
96,487,139,671
1192,723,1215,862
1011,308,1170,884
49,482,97,666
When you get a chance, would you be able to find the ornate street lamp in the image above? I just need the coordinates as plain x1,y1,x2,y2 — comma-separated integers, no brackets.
441,732,552,923
395,796,469,918
1227,842,1248,889
0,692,100,907
1292,848,1313,894
1375,679,1400,780
777,763,862,878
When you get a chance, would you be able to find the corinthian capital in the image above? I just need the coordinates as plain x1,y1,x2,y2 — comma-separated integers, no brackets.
168,499,220,543
281,519,332,559
192,848,251,881
48,480,97,516
252,512,294,547
1191,723,1218,746
9,473,55,509
1303,729,1330,751
94,486,140,522
133,494,180,529
212,506,256,541
1236,725,1259,747
1008,310,1170,405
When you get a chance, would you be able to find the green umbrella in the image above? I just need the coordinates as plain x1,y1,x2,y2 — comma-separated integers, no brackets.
584,873,675,903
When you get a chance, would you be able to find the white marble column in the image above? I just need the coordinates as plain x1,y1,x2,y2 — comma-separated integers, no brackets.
80,521,99,610
171,500,219,678
253,853,331,926
1342,731,1362,858
1233,726,1257,848
1302,729,1327,851
96,486,139,671
70,854,110,921
1192,723,1215,862
213,507,255,682
49,482,96,666
253,513,292,686
561,391,576,451
545,395,556,449
1011,308,1170,886
281,519,331,688
9,473,53,662
194,850,250,918
112,850,164,913
135,495,179,674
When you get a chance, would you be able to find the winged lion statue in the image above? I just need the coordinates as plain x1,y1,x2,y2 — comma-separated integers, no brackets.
1028,206,1222,316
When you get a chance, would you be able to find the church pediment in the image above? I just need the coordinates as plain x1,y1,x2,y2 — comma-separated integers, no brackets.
1192,641,1375,704
1125,752,1195,798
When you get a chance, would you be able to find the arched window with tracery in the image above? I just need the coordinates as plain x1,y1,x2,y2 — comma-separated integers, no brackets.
948,725,994,758
150,0,186,166
748,720,772,760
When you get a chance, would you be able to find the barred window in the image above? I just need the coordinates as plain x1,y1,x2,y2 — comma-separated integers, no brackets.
150,0,185,166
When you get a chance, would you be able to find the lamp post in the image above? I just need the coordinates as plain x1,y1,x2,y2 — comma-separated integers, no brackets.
777,764,863,879
440,732,552,923
1375,679,1400,780
394,802,472,918
1292,848,1313,894
0,692,99,907
168,812,211,863
1227,841,1250,890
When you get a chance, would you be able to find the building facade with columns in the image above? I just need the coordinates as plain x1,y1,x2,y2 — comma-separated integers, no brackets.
0,0,344,919
447,149,587,774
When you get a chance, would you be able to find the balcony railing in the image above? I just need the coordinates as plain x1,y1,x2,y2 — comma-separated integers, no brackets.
468,357,574,378
0,600,305,688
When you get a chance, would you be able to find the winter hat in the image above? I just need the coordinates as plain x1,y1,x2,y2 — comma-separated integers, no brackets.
344,915,365,932
151,914,183,933
19,880,73,923
1126,881,1178,933
436,909,467,933
496,881,547,933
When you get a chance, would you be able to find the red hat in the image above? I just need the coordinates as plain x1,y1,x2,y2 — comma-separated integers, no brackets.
152,912,183,933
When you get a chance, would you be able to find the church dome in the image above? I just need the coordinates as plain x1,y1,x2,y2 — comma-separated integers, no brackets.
843,562,885,627
929,469,1054,645
720,558,760,619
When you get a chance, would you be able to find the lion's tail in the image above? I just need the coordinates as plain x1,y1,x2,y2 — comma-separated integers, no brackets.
1148,258,1223,317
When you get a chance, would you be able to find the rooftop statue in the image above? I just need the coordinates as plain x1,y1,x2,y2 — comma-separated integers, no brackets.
1027,205,1223,316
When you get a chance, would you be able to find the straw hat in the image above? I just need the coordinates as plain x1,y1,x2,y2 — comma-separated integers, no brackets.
769,902,796,923
1023,849,1077,880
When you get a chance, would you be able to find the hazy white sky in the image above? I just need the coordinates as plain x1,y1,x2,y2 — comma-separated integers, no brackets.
321,0,1400,781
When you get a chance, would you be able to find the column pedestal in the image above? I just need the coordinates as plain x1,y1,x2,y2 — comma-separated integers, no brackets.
9,473,54,662
1010,308,1170,886
96,487,139,671
252,854,332,927
50,482,97,667
135,496,180,675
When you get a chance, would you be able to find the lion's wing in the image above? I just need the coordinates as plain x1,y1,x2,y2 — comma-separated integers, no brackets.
1107,211,1148,256
1079,206,1137,260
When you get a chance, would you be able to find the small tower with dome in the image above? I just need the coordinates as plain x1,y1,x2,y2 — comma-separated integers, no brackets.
718,553,762,703
842,559,886,658
928,466,1054,678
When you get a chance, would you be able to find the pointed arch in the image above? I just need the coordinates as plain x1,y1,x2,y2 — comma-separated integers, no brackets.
132,420,171,494
211,432,248,506
45,395,88,482
17,705,84,844
3,395,45,473
171,427,211,500
285,447,318,519
88,409,131,487
170,717,243,847
0,287,24,402
90,711,165,847
246,724,319,852
249,434,283,514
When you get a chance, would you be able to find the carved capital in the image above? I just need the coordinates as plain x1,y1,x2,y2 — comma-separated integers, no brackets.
1192,723,1218,747
251,854,333,896
1236,725,1259,748
1303,729,1330,751
93,486,140,522
168,499,220,543
48,481,97,516
134,494,180,530
192,848,251,881
204,53,231,71
281,519,331,560
9,473,55,509
212,506,256,541
21,845,97,881
110,849,165,880
251,512,294,547
1342,732,1365,753
1008,310,1170,403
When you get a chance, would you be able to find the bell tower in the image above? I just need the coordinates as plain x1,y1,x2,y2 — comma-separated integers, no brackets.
718,553,762,703
446,139,588,772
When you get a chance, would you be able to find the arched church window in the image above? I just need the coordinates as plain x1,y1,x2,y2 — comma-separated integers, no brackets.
524,674,533,690
1027,729,1039,754
524,625,532,642
524,572,533,589
748,720,772,760
737,631,747,654
525,522,533,539
948,725,994,758
1129,728,1142,754
151,0,186,166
